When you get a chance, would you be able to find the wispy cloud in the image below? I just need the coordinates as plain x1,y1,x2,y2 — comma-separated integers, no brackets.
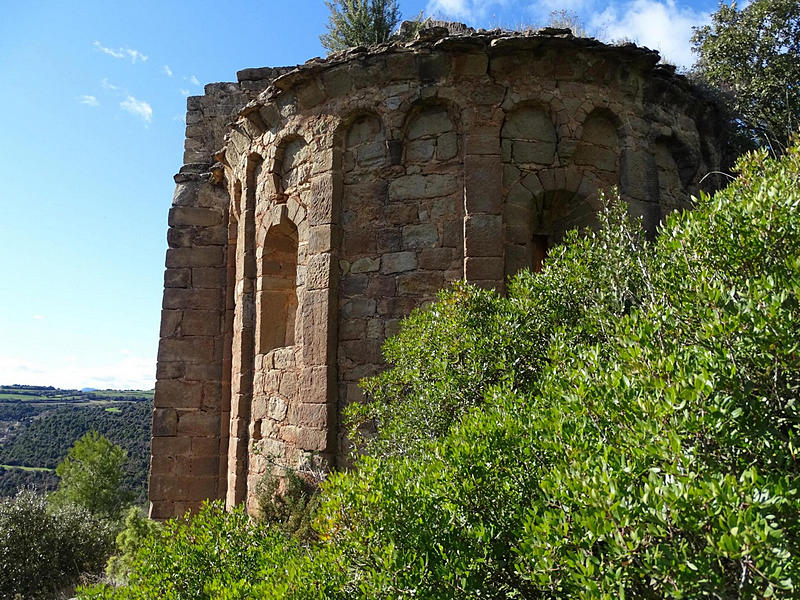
179,89,190,97
78,95,99,107
425,0,513,24
187,74,201,86
101,78,120,92
589,0,709,68
32,314,45,320
0,354,155,390
93,41,148,63
120,96,153,123
163,64,173,77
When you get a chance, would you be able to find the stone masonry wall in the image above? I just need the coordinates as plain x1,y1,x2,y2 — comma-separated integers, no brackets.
150,26,727,519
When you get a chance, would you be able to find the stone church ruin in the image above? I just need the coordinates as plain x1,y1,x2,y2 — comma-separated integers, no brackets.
150,25,726,519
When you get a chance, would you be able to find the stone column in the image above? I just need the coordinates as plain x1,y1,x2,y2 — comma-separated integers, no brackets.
462,105,505,292
149,174,228,519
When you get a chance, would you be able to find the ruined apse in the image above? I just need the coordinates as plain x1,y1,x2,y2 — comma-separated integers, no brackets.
149,26,727,519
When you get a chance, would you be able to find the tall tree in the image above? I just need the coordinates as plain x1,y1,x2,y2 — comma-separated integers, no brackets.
49,431,131,519
320,0,401,53
692,0,800,153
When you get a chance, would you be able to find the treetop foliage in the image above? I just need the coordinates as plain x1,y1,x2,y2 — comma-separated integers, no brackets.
50,431,133,520
692,0,800,154
320,0,401,52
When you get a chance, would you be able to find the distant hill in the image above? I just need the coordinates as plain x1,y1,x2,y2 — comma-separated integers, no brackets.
0,385,153,505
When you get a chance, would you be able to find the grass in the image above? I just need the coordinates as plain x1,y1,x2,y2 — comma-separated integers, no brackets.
1,464,54,472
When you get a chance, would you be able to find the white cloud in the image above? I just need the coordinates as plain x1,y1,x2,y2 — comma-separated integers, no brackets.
188,74,201,86
101,78,120,92
78,95,99,107
32,314,45,320
426,0,513,23
590,0,709,68
120,96,153,123
179,89,190,97
0,354,155,390
163,64,173,77
173,114,186,123
93,41,148,63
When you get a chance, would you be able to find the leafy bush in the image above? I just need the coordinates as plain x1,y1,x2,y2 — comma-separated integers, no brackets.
81,141,800,598
105,506,163,583
0,489,115,599
319,143,800,598
79,501,345,600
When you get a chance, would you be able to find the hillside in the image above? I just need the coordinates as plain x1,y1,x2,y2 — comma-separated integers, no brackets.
0,385,153,504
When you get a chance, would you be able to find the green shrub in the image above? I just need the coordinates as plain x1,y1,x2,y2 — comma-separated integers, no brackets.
0,489,115,599
78,501,342,600
105,506,163,583
255,468,320,542
318,143,800,598
80,142,800,598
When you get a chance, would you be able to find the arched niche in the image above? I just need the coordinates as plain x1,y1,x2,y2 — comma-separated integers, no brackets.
573,109,621,181
277,137,312,194
404,102,460,164
656,136,698,217
258,214,300,354
344,113,386,172
501,104,558,167
504,170,597,276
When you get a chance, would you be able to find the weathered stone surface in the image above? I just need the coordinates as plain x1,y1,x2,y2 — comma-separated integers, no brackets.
151,26,726,519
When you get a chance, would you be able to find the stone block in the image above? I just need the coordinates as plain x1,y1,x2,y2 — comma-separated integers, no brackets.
166,247,224,269
296,427,328,452
163,288,223,311
350,256,380,274
177,410,220,436
377,228,401,253
419,247,454,270
341,297,376,318
164,268,191,288
465,256,504,281
402,223,438,249
155,379,204,409
339,318,365,341
294,403,328,429
160,310,182,338
398,271,445,296
268,396,288,421
153,408,178,436
381,251,417,274
181,310,221,336
366,276,396,297
308,174,337,226
156,361,184,380
306,253,333,290
465,214,503,257
151,435,191,457
191,436,221,457
464,155,502,213
388,174,458,201
192,267,226,288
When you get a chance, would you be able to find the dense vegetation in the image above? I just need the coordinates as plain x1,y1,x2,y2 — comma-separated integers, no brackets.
0,391,152,503
0,490,115,599
81,140,800,598
692,0,800,154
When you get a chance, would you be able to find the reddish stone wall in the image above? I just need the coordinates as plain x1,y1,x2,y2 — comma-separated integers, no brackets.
150,27,727,518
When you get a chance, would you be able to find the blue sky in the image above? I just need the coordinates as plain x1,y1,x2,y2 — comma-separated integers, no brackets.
0,0,720,389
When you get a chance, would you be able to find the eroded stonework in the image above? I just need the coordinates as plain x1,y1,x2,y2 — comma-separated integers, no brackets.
150,26,727,518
